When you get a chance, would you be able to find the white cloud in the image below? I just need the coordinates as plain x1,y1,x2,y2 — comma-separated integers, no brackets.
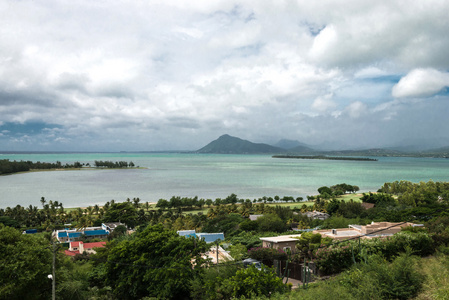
392,68,449,98
312,94,336,112
0,0,448,151
343,101,368,119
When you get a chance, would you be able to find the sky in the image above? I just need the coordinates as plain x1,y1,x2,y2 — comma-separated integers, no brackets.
1,0,448,152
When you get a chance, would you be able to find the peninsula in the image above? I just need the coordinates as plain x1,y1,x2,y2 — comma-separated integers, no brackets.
272,155,378,161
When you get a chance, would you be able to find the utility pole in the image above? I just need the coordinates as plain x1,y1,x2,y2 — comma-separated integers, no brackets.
216,241,219,265
52,239,56,300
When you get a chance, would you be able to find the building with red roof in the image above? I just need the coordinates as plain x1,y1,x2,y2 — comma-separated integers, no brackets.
64,241,106,256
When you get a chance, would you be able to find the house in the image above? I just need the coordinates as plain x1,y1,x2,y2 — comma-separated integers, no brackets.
205,245,233,264
249,214,263,221
259,234,302,252
197,233,225,243
177,230,224,243
313,221,424,240
64,241,106,256
360,202,375,210
56,226,109,242
302,210,330,220
177,230,196,237
102,222,126,233
178,230,230,264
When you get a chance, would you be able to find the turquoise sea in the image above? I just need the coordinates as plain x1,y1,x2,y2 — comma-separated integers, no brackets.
1,153,449,208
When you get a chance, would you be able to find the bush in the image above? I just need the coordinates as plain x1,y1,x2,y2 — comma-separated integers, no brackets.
314,244,354,275
340,252,424,300
248,247,288,265
221,265,288,298
256,214,287,233
191,264,288,300
313,231,435,275
362,232,435,260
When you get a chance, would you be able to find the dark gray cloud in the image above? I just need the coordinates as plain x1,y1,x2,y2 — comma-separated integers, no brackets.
0,0,448,151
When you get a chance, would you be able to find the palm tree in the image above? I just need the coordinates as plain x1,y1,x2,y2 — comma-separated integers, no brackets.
133,197,140,209
93,204,100,215
40,197,46,208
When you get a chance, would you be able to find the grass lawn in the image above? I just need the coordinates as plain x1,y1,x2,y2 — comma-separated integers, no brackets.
338,193,364,202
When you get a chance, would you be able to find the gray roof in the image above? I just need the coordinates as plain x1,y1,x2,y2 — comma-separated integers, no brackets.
249,215,263,221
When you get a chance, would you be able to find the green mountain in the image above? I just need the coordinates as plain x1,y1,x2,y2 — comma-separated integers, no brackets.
197,134,286,154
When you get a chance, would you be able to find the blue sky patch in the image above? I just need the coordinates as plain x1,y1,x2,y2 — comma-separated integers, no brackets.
0,122,62,136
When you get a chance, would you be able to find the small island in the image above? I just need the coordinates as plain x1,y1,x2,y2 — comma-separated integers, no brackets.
0,159,140,176
272,155,378,161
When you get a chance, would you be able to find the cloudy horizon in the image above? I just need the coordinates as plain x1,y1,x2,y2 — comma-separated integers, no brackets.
1,0,448,151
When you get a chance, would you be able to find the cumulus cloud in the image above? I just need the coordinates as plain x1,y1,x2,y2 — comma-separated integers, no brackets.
312,94,337,112
392,68,449,98
343,101,368,119
0,0,448,151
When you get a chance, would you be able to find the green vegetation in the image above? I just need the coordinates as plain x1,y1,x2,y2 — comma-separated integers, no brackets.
93,160,135,168
0,159,137,175
197,134,285,154
2,179,449,299
191,264,288,299
0,224,53,299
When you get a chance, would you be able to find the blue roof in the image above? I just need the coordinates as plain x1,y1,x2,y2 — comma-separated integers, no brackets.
178,230,196,237
197,233,224,243
68,232,82,238
84,229,108,236
58,232,68,238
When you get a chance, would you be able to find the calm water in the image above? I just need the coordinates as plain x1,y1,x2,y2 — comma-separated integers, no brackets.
1,153,449,208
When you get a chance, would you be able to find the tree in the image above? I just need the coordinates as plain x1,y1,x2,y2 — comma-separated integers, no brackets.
229,243,248,261
239,219,258,231
97,224,209,299
337,200,366,218
108,224,128,240
361,192,396,206
326,198,341,215
318,186,333,195
156,198,169,210
0,225,53,300
102,201,138,228
256,214,286,232
225,193,238,204
221,265,286,298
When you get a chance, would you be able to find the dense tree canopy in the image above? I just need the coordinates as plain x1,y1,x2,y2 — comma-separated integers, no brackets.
0,225,53,300
102,201,137,228
96,224,209,299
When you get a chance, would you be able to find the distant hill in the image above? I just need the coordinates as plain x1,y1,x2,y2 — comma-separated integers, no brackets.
196,134,286,154
417,146,449,158
196,134,449,157
288,145,316,154
323,148,405,157
273,139,310,149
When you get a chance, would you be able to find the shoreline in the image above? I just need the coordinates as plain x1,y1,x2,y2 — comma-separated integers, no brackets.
1,166,147,176
272,155,378,161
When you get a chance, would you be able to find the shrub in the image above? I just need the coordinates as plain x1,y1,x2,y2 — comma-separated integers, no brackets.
221,265,288,298
314,244,354,275
248,247,288,265
340,252,424,300
314,231,435,275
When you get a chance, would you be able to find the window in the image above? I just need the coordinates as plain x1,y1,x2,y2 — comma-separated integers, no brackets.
283,246,291,253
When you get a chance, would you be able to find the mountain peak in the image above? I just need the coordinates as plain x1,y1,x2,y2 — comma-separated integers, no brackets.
197,135,285,154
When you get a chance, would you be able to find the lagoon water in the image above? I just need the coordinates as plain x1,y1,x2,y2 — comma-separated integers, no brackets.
1,153,449,208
